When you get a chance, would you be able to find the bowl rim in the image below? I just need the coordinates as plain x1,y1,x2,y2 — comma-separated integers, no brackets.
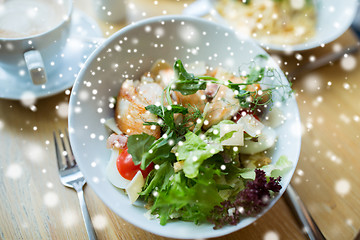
198,0,358,51
68,14,302,239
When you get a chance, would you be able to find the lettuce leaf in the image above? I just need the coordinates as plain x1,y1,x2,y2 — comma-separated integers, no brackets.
209,169,282,229
205,120,235,141
141,161,174,197
261,155,293,178
238,155,292,180
177,131,223,178
150,165,223,225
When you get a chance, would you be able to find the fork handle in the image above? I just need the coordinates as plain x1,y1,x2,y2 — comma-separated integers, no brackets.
76,188,97,240
284,184,326,240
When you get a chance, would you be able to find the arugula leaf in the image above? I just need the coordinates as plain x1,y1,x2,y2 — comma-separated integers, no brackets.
141,131,177,168
127,133,156,165
173,60,207,95
145,105,164,117
174,80,207,96
173,59,198,82
177,131,223,178
141,161,174,197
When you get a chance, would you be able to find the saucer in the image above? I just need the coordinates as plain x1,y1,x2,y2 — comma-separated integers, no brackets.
0,10,104,100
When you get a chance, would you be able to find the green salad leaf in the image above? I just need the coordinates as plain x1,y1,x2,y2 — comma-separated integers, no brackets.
262,155,293,178
204,120,235,141
146,104,188,132
127,132,176,169
173,60,207,95
127,133,156,166
177,131,223,178
141,161,174,197
149,164,223,225
238,155,292,180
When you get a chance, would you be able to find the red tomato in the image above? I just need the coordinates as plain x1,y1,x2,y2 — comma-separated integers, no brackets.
116,148,153,180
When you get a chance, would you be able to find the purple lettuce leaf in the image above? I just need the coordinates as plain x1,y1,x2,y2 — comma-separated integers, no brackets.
208,169,282,229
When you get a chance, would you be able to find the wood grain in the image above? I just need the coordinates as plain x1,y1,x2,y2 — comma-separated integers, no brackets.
1,0,360,239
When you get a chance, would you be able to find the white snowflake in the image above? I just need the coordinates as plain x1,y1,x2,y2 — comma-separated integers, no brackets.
155,27,165,38
25,143,45,163
343,82,351,90
62,209,79,228
302,74,322,93
339,113,351,124
340,55,357,71
20,91,36,107
178,24,200,43
43,191,59,208
6,163,23,179
0,119,4,130
290,121,303,137
332,43,342,52
326,150,342,164
263,231,280,240
296,169,304,176
334,179,351,196
270,54,282,66
93,214,108,230
293,176,302,185
353,115,359,122
56,102,69,118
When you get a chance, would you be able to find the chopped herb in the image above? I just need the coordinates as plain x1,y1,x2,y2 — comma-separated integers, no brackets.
172,57,292,111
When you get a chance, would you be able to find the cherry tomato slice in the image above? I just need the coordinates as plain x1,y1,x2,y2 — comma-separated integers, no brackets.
116,148,153,180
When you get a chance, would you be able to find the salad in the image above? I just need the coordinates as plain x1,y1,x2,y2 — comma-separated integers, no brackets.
216,0,317,45
105,56,293,229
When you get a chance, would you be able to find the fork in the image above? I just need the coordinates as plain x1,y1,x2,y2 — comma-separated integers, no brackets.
53,129,97,240
284,184,326,240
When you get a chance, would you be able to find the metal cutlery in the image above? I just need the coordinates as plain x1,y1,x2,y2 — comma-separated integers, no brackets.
53,129,97,240
284,184,326,240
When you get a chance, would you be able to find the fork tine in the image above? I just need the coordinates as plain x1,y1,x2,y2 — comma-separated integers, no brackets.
64,128,76,165
53,131,65,171
58,129,72,168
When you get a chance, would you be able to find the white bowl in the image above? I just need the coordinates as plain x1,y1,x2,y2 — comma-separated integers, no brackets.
184,0,358,52
68,15,301,239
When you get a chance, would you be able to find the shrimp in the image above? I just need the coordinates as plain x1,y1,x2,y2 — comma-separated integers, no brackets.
115,80,163,139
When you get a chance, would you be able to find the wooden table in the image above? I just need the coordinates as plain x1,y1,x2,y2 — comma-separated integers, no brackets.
1,0,360,239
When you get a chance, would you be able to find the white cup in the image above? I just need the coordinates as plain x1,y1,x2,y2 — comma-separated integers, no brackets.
0,0,73,85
